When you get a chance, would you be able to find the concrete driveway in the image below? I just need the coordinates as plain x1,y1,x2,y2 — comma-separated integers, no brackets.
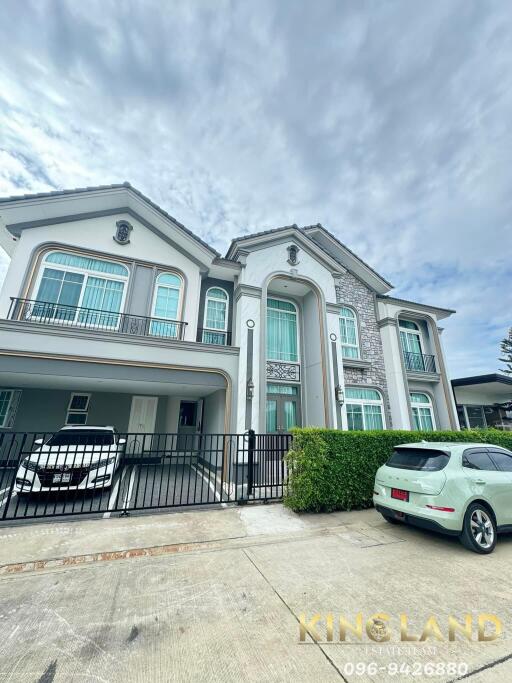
1,504,512,682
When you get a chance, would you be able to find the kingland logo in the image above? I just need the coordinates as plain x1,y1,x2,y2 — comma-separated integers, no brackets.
299,613,503,643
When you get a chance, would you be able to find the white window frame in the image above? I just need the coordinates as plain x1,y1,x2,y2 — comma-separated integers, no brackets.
345,388,386,431
66,392,91,426
150,272,184,322
339,306,360,359
266,297,300,364
399,319,424,354
410,392,436,430
202,286,229,344
463,404,488,429
0,389,21,429
32,250,129,330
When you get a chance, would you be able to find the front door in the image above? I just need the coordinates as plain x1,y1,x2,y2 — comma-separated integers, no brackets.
128,396,158,433
266,385,301,433
177,400,201,449
126,396,158,455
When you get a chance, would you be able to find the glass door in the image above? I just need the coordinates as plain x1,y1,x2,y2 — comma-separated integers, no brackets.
265,385,301,433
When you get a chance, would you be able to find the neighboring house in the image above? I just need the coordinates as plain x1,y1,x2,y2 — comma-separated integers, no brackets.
452,374,512,431
0,182,459,436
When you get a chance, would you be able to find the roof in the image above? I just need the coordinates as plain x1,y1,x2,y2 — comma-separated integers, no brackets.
451,373,512,388
302,224,393,288
227,222,393,292
377,294,456,316
0,182,220,257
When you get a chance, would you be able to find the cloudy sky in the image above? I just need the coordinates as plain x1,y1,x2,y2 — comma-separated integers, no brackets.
0,0,511,377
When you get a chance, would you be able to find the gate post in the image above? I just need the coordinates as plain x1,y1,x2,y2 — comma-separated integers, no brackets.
247,429,255,497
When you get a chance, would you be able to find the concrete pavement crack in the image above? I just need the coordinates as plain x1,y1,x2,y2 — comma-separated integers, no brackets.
241,548,348,682
448,650,512,681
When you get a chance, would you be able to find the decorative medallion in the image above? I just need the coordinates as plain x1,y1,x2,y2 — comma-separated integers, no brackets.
246,319,255,328
114,220,133,245
287,244,300,266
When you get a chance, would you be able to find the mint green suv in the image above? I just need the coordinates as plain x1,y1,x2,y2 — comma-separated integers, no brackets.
373,442,512,554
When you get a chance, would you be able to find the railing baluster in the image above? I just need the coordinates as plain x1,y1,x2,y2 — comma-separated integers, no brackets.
7,298,188,342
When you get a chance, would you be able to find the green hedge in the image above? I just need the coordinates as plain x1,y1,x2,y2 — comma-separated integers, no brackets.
284,429,512,513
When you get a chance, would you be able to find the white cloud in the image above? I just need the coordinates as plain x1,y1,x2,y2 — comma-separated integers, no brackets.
0,0,511,375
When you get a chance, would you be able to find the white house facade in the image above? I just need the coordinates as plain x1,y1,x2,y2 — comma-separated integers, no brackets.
0,183,459,438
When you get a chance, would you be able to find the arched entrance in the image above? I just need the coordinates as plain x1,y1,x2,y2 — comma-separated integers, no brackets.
260,273,332,432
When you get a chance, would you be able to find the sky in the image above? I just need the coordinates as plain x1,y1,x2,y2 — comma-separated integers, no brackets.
0,0,511,378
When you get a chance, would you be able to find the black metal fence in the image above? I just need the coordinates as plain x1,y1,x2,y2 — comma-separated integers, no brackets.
403,351,436,373
8,297,188,341
0,429,291,522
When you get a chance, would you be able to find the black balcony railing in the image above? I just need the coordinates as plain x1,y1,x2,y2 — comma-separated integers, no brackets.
403,351,436,373
7,297,187,341
197,327,232,346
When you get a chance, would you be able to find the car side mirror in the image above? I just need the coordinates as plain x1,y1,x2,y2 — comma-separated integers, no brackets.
118,438,126,445
34,438,43,445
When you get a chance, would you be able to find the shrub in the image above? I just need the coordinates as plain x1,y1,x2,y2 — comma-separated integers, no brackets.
284,428,512,513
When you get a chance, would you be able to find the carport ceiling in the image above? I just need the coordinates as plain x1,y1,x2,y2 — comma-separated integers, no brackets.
0,372,223,397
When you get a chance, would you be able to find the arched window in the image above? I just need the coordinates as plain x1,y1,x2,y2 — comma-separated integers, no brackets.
266,298,298,362
33,250,129,327
399,319,426,370
339,307,360,358
202,287,229,345
410,392,435,431
345,387,385,430
150,272,183,338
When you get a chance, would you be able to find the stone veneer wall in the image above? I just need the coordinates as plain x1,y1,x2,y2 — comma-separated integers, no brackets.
335,271,393,427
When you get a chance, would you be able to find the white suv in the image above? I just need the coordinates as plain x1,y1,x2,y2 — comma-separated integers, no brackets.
15,426,125,493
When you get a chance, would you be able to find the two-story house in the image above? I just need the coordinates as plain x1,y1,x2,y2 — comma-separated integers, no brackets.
0,183,459,439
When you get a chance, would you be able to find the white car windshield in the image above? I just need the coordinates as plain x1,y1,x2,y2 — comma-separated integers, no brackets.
45,430,115,447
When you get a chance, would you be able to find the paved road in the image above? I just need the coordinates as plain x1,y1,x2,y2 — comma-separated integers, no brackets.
1,505,512,682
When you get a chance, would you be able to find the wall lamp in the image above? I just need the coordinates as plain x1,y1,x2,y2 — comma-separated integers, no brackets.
246,378,255,400
335,385,345,406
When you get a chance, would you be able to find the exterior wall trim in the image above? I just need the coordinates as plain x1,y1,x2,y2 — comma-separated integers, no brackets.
0,320,240,355
394,309,458,430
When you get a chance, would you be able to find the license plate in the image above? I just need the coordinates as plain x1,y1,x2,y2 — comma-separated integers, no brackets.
53,472,71,483
391,488,409,502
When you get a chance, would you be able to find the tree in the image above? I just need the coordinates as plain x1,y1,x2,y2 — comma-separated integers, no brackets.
499,328,512,375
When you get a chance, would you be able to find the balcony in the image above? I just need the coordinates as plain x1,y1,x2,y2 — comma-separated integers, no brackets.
403,351,436,374
197,327,232,346
7,297,187,341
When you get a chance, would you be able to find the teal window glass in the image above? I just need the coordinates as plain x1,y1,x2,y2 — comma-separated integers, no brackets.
399,320,425,370
339,307,360,358
345,388,381,401
266,400,278,432
150,272,182,338
346,387,385,430
266,298,298,362
283,400,297,431
34,252,128,324
203,288,228,345
46,251,128,277
267,384,299,395
410,393,435,430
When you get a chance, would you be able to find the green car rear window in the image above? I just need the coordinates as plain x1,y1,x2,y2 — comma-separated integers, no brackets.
386,448,450,471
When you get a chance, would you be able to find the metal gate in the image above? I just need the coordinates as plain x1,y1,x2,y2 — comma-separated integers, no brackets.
0,429,291,521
